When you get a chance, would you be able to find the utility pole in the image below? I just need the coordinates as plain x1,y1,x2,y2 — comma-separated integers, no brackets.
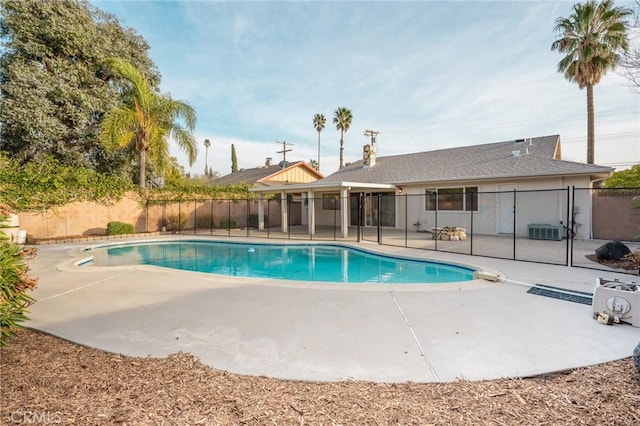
276,141,293,169
363,129,380,146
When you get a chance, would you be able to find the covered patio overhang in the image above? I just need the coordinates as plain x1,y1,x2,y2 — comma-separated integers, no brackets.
250,181,398,238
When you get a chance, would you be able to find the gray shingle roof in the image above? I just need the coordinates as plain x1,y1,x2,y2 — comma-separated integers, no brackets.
321,135,612,184
210,161,324,187
211,165,289,186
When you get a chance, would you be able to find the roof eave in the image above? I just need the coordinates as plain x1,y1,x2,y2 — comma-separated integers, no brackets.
249,181,397,193
391,168,613,186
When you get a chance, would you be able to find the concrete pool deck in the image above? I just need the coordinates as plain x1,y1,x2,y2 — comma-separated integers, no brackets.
25,236,639,383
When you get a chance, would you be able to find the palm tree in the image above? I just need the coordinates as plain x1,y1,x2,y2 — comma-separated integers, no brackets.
312,113,326,172
100,58,198,188
551,0,631,164
333,107,352,169
203,138,211,176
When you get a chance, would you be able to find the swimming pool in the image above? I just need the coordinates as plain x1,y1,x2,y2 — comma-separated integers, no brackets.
84,240,476,284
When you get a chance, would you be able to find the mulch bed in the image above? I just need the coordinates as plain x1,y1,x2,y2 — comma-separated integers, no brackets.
585,254,640,273
1,329,639,425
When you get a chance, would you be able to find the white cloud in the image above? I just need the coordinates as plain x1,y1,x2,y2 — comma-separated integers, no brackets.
96,0,640,175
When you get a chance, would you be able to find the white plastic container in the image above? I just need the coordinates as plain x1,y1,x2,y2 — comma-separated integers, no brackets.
16,230,27,244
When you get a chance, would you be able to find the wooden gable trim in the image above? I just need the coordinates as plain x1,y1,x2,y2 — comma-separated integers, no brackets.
257,162,324,184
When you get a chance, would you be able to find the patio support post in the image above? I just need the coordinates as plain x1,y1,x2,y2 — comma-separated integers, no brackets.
307,190,315,236
258,194,265,231
340,187,349,239
281,191,288,233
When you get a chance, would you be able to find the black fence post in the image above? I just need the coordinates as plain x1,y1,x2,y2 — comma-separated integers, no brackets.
145,200,149,233
210,199,214,236
227,199,231,237
178,200,182,234
246,199,250,238
287,196,291,240
565,186,570,266
267,199,271,239
404,193,408,248
310,196,314,241
377,193,381,244
356,193,362,243
434,192,438,252
570,186,575,267
162,200,166,234
512,189,517,260
470,192,474,256
193,199,197,235
333,198,337,241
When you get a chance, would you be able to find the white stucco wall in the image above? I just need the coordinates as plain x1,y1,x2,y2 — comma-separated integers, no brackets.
399,176,594,237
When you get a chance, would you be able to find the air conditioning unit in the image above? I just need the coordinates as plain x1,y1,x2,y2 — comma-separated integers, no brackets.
592,278,640,327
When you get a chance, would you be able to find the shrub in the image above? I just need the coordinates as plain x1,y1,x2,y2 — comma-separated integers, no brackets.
166,213,187,232
195,213,214,229
220,219,237,230
0,214,38,346
0,152,132,211
106,221,135,235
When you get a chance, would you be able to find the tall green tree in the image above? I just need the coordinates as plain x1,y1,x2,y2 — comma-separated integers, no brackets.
313,113,326,172
552,0,631,164
333,107,352,169
100,58,197,189
604,164,640,187
203,138,211,176
231,143,238,172
0,0,159,173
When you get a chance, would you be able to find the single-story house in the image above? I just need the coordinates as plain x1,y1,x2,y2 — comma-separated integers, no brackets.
249,135,613,239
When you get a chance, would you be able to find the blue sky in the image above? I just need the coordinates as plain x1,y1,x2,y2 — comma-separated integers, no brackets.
94,0,639,177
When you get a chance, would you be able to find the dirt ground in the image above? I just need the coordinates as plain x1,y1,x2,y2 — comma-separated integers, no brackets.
1,329,639,425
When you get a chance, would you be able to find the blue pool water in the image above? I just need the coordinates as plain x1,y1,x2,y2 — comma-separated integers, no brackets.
85,241,476,284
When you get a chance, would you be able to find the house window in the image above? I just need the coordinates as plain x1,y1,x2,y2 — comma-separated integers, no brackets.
322,193,340,210
425,187,478,211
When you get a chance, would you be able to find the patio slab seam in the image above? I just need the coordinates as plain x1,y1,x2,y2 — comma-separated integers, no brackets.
389,290,439,382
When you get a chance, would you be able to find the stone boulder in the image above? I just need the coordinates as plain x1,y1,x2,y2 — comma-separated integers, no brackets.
595,241,631,261
634,341,640,372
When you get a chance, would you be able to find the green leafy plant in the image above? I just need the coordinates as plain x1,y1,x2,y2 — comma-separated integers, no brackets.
0,211,38,346
220,219,237,230
165,213,187,232
0,153,133,211
604,165,640,188
106,221,135,235
248,214,266,228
